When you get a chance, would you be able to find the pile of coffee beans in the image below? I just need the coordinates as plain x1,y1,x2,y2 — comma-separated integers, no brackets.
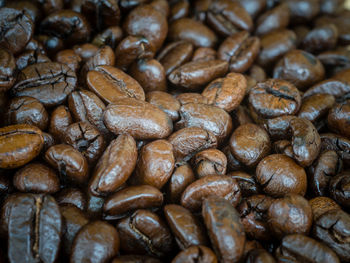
0,0,350,262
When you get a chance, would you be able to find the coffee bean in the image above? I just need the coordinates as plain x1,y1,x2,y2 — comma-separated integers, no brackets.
0,47,16,91
328,100,350,138
172,246,217,263
298,94,335,123
192,47,216,62
329,172,350,209
49,105,73,142
192,149,227,178
146,91,181,121
228,171,260,196
55,187,87,211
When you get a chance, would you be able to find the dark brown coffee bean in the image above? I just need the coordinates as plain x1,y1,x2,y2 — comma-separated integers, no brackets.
103,98,173,140
128,59,166,92
238,194,273,241
146,91,181,121
206,0,253,37
256,154,307,197
55,49,82,73
321,133,350,166
73,43,98,62
115,35,155,72
157,41,193,76
7,194,62,263
228,171,260,196
12,62,77,107
217,31,260,73
246,249,276,263
166,163,195,204
87,65,145,104
176,102,232,144
192,149,227,178
85,192,105,219
263,115,296,140
103,185,163,220
169,18,217,48
6,96,49,131
40,10,90,45
181,175,241,212
68,90,109,137
309,196,341,220
44,144,89,185
89,134,137,196
164,204,208,249
0,8,34,54
13,163,59,194
192,47,216,62
255,3,290,36
132,140,174,189
268,194,313,238
202,73,247,112
171,246,217,263
230,123,271,167
60,204,89,255
0,124,44,169
0,47,16,91
116,209,174,258
276,234,340,263
301,24,339,53
55,187,86,211
298,94,335,123
123,4,167,51
202,196,246,263
287,0,320,23
71,221,119,263
257,29,297,68
328,100,350,138
329,172,350,209
49,105,73,142
249,79,301,119
313,209,350,262
273,50,325,91
309,150,343,197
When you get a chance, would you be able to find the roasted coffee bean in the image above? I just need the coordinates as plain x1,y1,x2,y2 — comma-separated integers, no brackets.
301,24,338,53
0,124,44,169
13,163,59,194
176,92,209,105
268,194,313,238
60,204,89,255
6,96,49,131
55,49,82,73
157,41,193,76
171,246,217,263
146,91,181,121
55,187,86,211
249,79,301,119
192,149,227,178
202,73,246,112
298,94,335,123
89,134,137,196
263,115,296,140
181,175,241,212
229,171,260,196
103,98,173,140
40,10,90,45
73,43,99,62
16,50,51,71
87,65,145,104
0,47,16,92
313,209,350,262
168,0,188,21
44,144,89,185
168,18,217,48
103,185,163,220
123,4,167,51
287,0,320,23
12,62,77,107
217,31,260,73
255,3,290,36
329,172,350,209
168,60,228,90
206,0,253,37
238,195,273,241
273,50,325,91
229,123,271,167
202,196,246,263
116,209,174,258
7,194,62,263
276,234,340,263
164,204,208,249
128,59,166,92
176,103,232,144
71,221,120,263
86,192,105,219
309,196,341,220
166,163,196,204
320,133,350,165
131,140,174,189
192,47,216,62
246,249,276,263
49,105,73,142
328,100,350,138
0,8,34,54
256,154,307,197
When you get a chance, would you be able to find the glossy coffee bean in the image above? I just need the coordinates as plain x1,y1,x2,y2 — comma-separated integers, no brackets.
146,91,181,121
55,49,82,73
298,94,335,123
192,149,227,178
328,100,350,138
202,196,246,263
49,105,73,142
55,187,87,211
228,171,260,196
171,246,217,263
0,47,16,91
13,163,59,194
256,154,307,197
320,133,350,166
0,124,44,169
309,196,341,220
71,221,120,263
329,172,350,209
301,24,338,53
192,47,216,62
